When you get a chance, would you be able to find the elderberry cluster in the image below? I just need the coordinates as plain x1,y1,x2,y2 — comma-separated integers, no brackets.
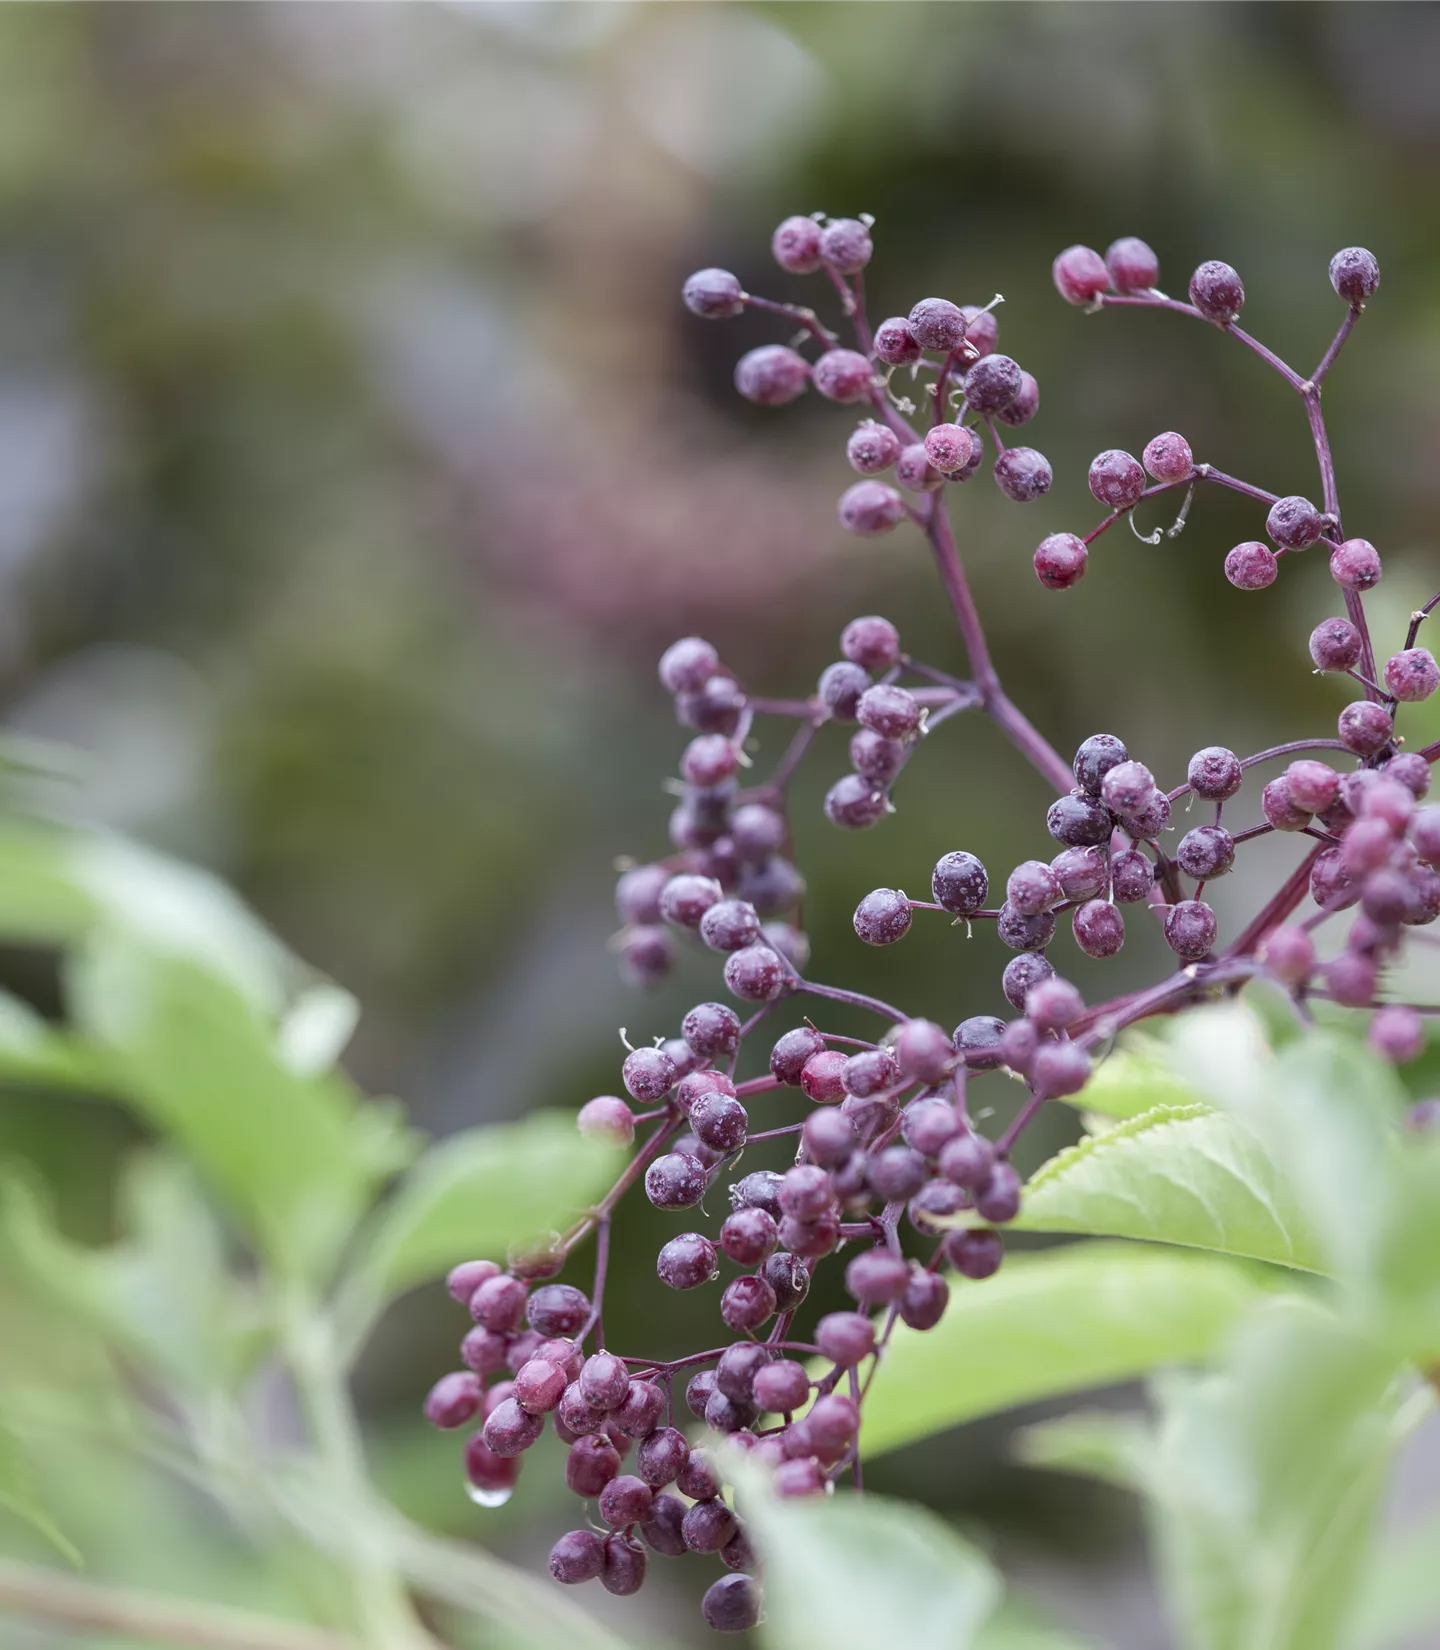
425,212,1440,1634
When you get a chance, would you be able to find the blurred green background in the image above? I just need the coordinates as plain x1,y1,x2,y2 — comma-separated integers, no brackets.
2,2,1439,1643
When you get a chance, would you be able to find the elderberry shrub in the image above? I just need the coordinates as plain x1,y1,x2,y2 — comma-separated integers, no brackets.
426,219,1438,1635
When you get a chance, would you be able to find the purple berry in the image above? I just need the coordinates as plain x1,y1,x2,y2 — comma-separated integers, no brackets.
947,1227,1004,1280
995,445,1053,502
470,1273,527,1332
657,1232,718,1290
483,1397,544,1458
899,1266,950,1329
1007,858,1062,916
841,1046,900,1098
1189,259,1244,324
599,1473,654,1529
640,1492,688,1557
1088,449,1146,509
814,348,875,404
1225,541,1278,590
816,1310,876,1366
1002,952,1056,1012
1266,496,1324,551
1034,532,1087,590
1143,432,1193,482
1052,245,1110,305
1051,845,1108,901
724,944,790,1001
1260,925,1316,986
1112,849,1154,903
873,316,922,366
735,344,809,406
525,1283,590,1338
464,1436,520,1500
1026,976,1084,1032
1370,1004,1423,1063
1329,246,1380,304
1048,793,1113,848
659,873,721,930
974,1161,1023,1223
995,370,1040,427
1188,745,1243,801
964,353,1022,413
908,297,966,351
1330,538,1382,591
772,215,823,274
600,1533,646,1597
644,1152,709,1211
932,849,989,914
1073,899,1126,958
1385,648,1440,702
838,480,904,536
1177,825,1236,881
893,1017,955,1082
954,1014,1008,1069
845,1249,911,1306
622,1045,678,1102
682,1001,742,1062
1105,237,1160,294
867,1143,929,1200
424,1371,482,1429
549,1528,605,1585
577,1096,635,1147
703,1574,762,1633
820,218,872,274
1165,899,1218,960
446,1258,500,1306
895,442,944,493
1285,760,1339,814
1339,700,1394,757
847,420,902,475
939,1129,996,1191
997,901,1057,953
857,683,921,739
683,268,744,320
924,422,976,473
692,1092,749,1152
566,1433,621,1496
720,1274,776,1332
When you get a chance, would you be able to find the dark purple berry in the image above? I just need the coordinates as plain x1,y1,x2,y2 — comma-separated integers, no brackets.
613,1380,665,1438
847,420,901,475
1266,495,1324,551
932,850,989,914
939,1129,996,1191
565,1433,621,1496
1329,246,1379,304
764,1250,810,1312
909,1178,966,1234
996,370,1040,427
1051,845,1108,901
908,296,966,351
824,773,888,830
622,1045,677,1102
692,1093,749,1152
657,1232,718,1290
640,1492,688,1557
1007,858,1062,916
637,1427,688,1488
995,446,1053,502
684,1497,739,1553
660,873,721,931
965,353,1022,412
719,1206,778,1267
735,345,808,406
464,1435,520,1500
460,1327,508,1376
947,1226,1004,1280
1188,746,1242,801
1047,794,1112,848
1189,259,1244,324
851,727,906,784
895,442,944,493
1224,541,1278,590
1165,899,1218,960
1002,951,1055,1011
1088,449,1145,509
1112,849,1154,903
682,1003,742,1064
549,1528,605,1585
853,887,912,945
644,1152,709,1211
819,656,874,720
1073,733,1128,796
1177,825,1236,880
893,1017,955,1083
954,1014,1007,1069
1339,700,1394,757
1026,976,1084,1032
599,1474,654,1528
997,902,1056,952
842,1048,899,1099
974,1160,1023,1223
1101,759,1156,818
703,1574,762,1633
1127,790,1172,840
899,1265,950,1329
902,1095,961,1158
754,1359,810,1414
724,944,789,1002
1310,618,1363,672
600,1534,646,1597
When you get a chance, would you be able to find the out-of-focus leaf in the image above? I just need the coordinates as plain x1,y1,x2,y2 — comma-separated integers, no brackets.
1070,1042,1209,1123
0,1418,80,1564
338,1112,621,1343
736,1471,1001,1650
278,981,360,1076
1146,1300,1403,1650
972,1605,1102,1650
996,1105,1323,1272
0,1153,269,1390
66,939,412,1282
1014,1409,1151,1494
861,1243,1279,1457
1348,1506,1440,1650
0,989,110,1091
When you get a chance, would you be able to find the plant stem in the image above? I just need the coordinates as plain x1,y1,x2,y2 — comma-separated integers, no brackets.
0,1558,354,1650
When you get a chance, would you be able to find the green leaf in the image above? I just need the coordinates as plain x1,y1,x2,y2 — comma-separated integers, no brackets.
736,1473,1001,1650
0,989,110,1091
860,1242,1279,1458
1002,1105,1324,1272
1072,1041,1210,1122
336,1111,622,1342
0,1154,269,1391
0,1417,80,1565
973,1605,1102,1650
1014,1409,1151,1494
1348,1507,1440,1650
66,940,413,1282
1146,1301,1404,1650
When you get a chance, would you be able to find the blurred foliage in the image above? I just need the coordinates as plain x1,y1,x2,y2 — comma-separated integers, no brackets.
2,2,1440,1644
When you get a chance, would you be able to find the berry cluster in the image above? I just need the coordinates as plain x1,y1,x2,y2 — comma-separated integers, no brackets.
428,215,1439,1633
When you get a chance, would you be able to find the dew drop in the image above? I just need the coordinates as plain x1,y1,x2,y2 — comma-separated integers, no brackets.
465,1482,513,1509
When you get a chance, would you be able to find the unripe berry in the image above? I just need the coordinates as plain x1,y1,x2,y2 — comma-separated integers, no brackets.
847,420,902,475
1384,648,1439,702
1329,246,1380,304
908,296,966,351
814,348,874,403
994,445,1053,502
1088,449,1146,509
995,370,1040,426
964,353,1022,413
1165,899,1218,960
1266,495,1324,551
1370,1004,1423,1063
735,344,809,406
1073,900,1125,958
1225,542,1278,590
1339,700,1394,757
683,268,744,319
873,315,922,366
1052,244,1110,305
924,422,976,474
820,217,872,273
1034,532,1087,590
1143,431,1193,482
1330,538,1382,591
1189,259,1244,324
1105,237,1160,293
895,442,944,493
838,479,903,536
771,214,823,273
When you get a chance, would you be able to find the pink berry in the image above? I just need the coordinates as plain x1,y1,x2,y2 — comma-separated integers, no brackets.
814,348,875,404
771,215,823,274
838,480,903,536
1052,244,1111,305
1384,648,1439,703
735,345,809,406
1225,542,1278,591
1330,538,1382,591
847,420,901,475
819,218,872,274
924,422,976,474
873,316,922,366
1034,533,1087,590
1142,431,1193,482
1105,236,1159,293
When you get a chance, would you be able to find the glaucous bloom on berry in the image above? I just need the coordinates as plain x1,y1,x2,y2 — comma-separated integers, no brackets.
1266,495,1324,550
1034,532,1087,589
734,344,808,405
1189,259,1244,324
964,353,1023,412
873,315,922,365
1225,541,1277,590
1142,431,1193,481
1384,648,1440,702
907,296,966,351
682,268,744,319
1052,244,1110,304
771,214,823,273
995,369,1040,426
814,348,874,403
1105,236,1160,293
1088,449,1146,509
820,217,872,273
994,445,1053,502
924,422,976,473
838,479,903,536
1329,246,1380,304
